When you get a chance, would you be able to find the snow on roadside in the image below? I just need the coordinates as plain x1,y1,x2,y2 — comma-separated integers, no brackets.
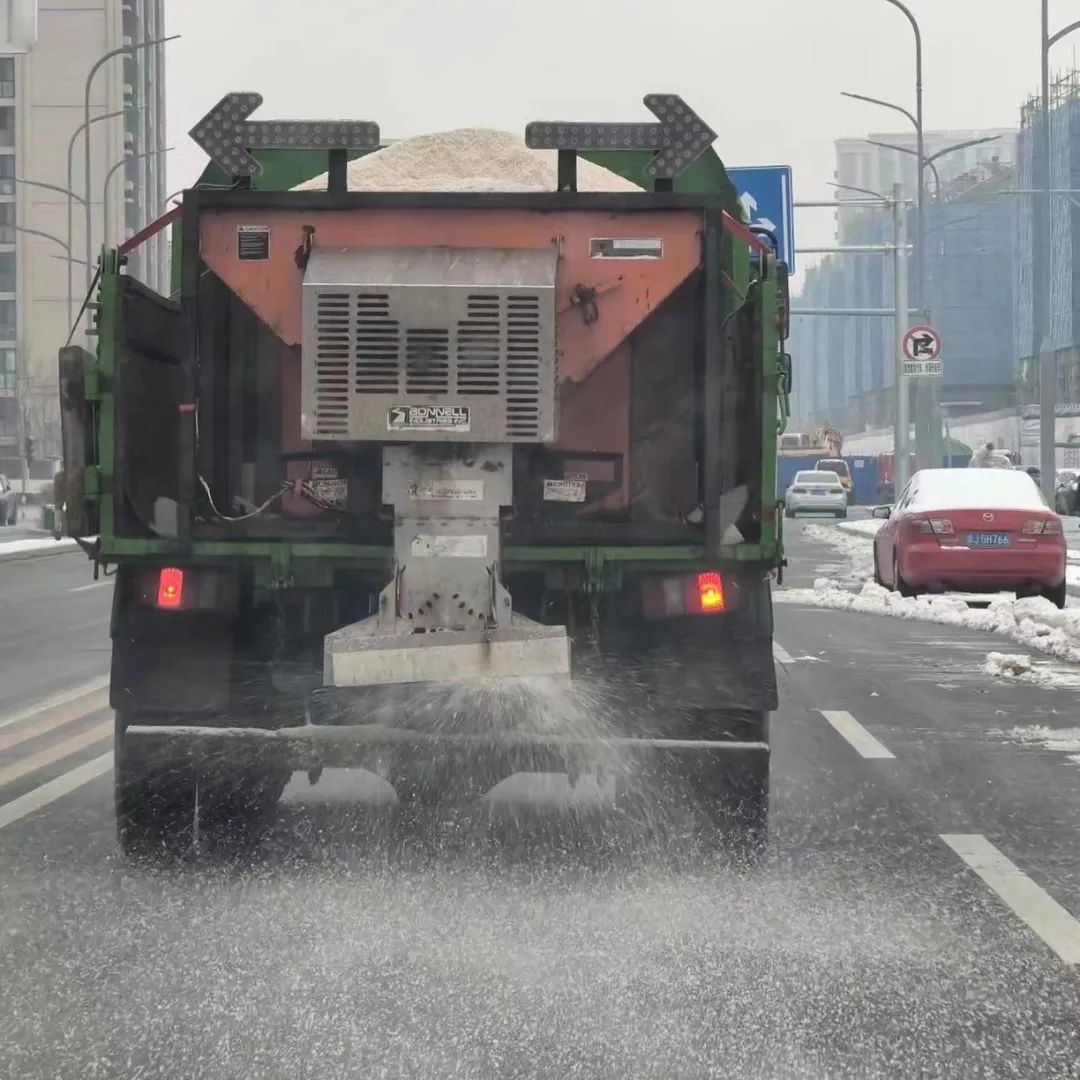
835,519,884,540
0,536,77,557
781,521,1080,665
776,578,1080,664
983,651,1080,689
1006,725,1080,765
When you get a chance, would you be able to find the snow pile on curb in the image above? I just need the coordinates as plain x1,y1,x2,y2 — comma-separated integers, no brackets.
802,523,877,582
776,578,1080,664
985,652,1034,677
835,519,884,540
294,129,642,193
0,536,78,558
983,651,1080,688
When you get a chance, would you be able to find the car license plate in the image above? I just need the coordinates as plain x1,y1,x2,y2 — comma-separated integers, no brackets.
967,532,1010,548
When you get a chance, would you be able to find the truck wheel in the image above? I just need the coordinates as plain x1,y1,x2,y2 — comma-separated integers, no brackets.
197,766,288,852
114,711,196,860
784,507,795,519
690,754,769,863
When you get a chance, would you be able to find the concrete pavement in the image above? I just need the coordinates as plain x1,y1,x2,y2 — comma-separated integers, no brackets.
2,540,1080,1076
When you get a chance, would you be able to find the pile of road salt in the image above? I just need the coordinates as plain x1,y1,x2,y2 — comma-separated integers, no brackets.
293,127,641,193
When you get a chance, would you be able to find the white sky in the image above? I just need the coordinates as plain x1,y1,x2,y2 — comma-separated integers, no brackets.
164,0,1061,273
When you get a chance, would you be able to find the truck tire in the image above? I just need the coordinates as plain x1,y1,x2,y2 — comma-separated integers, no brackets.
197,766,288,853
690,753,769,863
114,711,196,860
677,710,769,862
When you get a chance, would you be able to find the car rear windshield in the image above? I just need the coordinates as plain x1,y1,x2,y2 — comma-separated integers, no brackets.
907,468,1048,512
795,472,839,485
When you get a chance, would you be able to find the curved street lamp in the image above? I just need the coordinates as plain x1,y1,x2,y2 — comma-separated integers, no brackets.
103,147,173,250
82,35,179,291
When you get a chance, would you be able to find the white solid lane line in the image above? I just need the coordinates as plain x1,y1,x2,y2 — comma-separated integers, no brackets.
69,580,113,593
819,709,896,760
0,675,110,732
0,753,112,832
941,834,1080,965
773,642,795,665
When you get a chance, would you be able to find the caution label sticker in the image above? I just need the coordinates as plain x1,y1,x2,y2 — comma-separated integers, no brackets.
388,405,470,433
309,464,348,508
410,534,488,558
407,480,484,502
543,478,587,503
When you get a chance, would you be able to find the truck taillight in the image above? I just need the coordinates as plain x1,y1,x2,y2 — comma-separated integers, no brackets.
642,571,730,619
157,567,184,610
696,572,725,613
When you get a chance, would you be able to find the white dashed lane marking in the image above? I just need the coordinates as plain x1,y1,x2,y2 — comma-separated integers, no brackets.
819,709,895,760
773,642,795,664
942,834,1080,965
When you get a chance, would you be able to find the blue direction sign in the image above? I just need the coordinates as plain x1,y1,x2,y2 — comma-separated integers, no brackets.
726,165,795,271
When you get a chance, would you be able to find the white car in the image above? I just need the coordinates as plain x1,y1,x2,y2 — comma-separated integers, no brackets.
785,470,848,519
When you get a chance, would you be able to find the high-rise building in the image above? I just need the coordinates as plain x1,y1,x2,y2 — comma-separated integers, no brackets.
833,129,1017,242
0,0,167,471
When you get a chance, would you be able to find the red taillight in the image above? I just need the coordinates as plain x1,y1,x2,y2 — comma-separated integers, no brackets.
913,517,953,535
1023,518,1061,535
157,567,184,609
695,572,725,613
642,571,731,619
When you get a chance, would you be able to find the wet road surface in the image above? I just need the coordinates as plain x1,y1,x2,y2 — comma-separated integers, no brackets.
2,537,1080,1079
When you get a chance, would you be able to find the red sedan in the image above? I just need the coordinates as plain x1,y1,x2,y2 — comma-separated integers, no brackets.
872,468,1067,608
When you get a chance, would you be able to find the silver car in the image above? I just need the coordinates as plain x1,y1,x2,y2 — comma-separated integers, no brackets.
784,470,848,518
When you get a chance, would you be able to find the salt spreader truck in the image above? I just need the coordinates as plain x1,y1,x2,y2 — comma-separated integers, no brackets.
58,93,791,855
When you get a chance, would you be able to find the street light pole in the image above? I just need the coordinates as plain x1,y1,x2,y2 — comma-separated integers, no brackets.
14,181,86,327
1037,13,1080,498
82,36,178,296
65,107,125,335
893,182,910,491
102,147,172,250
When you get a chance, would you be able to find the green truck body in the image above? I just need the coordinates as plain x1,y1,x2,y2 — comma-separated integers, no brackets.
58,116,790,857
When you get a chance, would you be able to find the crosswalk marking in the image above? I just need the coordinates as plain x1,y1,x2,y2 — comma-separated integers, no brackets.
0,719,111,789
0,753,112,831
0,676,109,732
0,689,109,753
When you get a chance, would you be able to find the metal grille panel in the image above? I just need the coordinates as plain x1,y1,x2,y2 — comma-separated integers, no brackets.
302,247,557,442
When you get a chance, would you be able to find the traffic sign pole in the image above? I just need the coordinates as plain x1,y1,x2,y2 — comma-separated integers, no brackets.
893,183,910,491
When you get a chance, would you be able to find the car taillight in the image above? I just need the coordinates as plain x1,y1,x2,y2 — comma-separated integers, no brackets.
642,571,730,619
830,488,844,495
913,518,953,535
792,487,806,494
156,567,184,609
1023,518,1062,534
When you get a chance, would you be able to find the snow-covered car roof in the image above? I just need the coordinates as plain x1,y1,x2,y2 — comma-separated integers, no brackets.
792,471,839,484
904,468,1048,513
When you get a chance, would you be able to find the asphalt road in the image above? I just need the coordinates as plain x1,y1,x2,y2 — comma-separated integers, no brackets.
3,539,1080,1078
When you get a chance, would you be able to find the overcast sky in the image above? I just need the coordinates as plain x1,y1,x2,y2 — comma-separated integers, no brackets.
165,0,1061,273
